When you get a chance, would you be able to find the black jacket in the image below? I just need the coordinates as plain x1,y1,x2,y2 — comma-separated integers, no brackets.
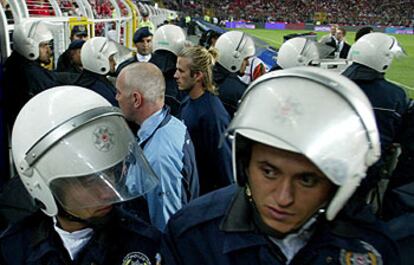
4,52,59,127
0,208,161,265
213,63,247,118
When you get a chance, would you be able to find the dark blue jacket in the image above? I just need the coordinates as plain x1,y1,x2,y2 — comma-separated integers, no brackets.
151,50,185,116
178,92,233,195
74,70,118,107
4,52,59,127
343,63,409,151
0,207,161,265
214,63,247,118
161,185,400,265
343,63,409,192
115,55,138,76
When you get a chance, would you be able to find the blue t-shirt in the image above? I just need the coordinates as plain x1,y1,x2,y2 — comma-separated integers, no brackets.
179,92,234,195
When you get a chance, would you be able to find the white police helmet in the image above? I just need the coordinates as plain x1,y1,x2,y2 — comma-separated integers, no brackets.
277,37,321,69
347,32,406,73
228,67,380,221
13,20,53,60
81,37,118,75
215,31,256,73
153,24,186,55
12,86,158,216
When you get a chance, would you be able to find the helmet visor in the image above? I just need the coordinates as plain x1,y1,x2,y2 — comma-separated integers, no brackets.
49,141,158,211
390,37,407,59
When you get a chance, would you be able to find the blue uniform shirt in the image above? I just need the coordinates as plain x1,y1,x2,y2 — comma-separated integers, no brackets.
130,107,199,230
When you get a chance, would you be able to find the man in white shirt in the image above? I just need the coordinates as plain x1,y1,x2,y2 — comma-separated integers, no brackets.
116,27,153,74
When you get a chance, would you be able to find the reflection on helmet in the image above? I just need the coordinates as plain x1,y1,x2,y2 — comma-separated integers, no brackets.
277,37,321,69
347,32,406,73
12,86,158,216
13,20,54,60
81,37,118,75
153,24,186,55
215,31,256,73
227,67,380,220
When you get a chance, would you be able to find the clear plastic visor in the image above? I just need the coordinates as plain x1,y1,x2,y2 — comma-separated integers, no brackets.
49,141,158,211
390,37,407,59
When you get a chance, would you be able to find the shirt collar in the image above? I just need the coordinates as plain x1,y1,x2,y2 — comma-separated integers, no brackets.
136,53,152,62
219,187,268,254
137,107,166,144
220,186,255,232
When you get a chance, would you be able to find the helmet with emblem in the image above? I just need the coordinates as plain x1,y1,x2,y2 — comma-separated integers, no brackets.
227,67,380,221
12,86,158,216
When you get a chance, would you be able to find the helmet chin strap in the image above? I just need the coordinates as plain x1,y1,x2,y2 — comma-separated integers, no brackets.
245,185,326,239
56,203,113,229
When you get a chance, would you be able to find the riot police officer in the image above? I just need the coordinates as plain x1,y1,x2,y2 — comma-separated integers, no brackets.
4,20,58,127
74,37,119,106
0,86,161,264
213,31,255,117
151,24,187,116
161,67,399,265
343,32,409,192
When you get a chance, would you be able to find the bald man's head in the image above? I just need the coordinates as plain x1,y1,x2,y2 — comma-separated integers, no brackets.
117,62,166,104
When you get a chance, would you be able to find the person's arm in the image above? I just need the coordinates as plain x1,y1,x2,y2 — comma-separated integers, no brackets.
160,221,184,265
145,153,183,231
203,109,234,187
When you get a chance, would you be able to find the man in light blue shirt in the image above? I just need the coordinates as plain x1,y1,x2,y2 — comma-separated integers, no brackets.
116,62,199,230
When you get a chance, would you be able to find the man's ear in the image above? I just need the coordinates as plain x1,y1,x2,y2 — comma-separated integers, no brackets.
193,71,204,83
132,91,142,108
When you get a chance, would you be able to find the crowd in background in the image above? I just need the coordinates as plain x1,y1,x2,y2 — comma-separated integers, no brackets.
1,0,411,27
178,0,413,27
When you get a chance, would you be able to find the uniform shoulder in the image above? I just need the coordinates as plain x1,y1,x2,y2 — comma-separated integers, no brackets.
166,185,238,236
114,207,161,243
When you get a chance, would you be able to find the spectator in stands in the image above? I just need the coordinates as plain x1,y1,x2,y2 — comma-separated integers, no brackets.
336,27,350,59
175,46,233,195
56,39,85,73
116,27,153,74
116,62,199,231
213,31,255,117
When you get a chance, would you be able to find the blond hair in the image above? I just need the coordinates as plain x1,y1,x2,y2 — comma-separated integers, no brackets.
178,46,218,94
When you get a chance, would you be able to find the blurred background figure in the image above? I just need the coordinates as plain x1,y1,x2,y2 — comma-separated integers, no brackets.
139,9,155,33
70,25,88,41
56,39,85,73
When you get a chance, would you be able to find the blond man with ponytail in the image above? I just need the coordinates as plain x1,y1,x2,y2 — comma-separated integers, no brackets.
174,46,234,195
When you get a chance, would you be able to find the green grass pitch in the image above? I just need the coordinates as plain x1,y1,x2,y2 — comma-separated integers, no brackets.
236,29,414,98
